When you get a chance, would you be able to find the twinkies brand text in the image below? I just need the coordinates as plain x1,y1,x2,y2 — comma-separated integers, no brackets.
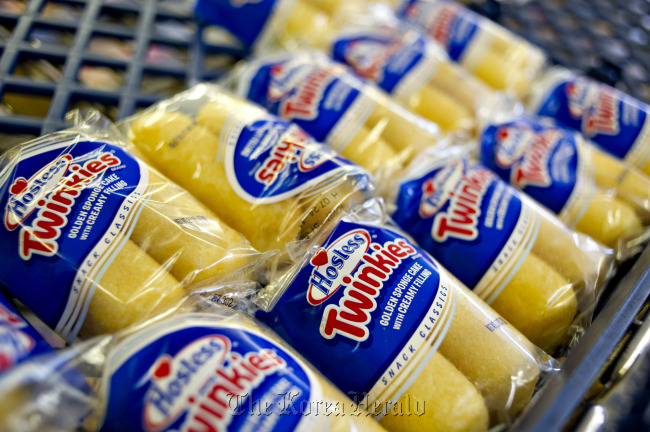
12,152,120,260
143,335,286,432
511,129,561,189
431,167,495,242
317,235,418,342
582,88,620,137
429,3,458,46
278,66,336,121
254,125,324,186
567,79,620,137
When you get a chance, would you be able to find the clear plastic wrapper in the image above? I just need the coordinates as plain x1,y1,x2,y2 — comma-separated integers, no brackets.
327,10,496,136
526,66,650,177
0,112,262,343
391,0,547,98
386,149,613,353
0,296,387,432
122,83,372,255
256,199,556,430
478,115,650,252
0,291,53,373
224,51,444,180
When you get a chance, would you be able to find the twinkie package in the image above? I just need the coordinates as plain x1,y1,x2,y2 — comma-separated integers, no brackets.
388,150,613,353
0,297,387,432
123,84,372,254
328,11,495,136
479,115,650,250
0,112,262,342
527,66,650,177
256,200,555,431
212,0,492,137
226,51,444,178
394,0,547,98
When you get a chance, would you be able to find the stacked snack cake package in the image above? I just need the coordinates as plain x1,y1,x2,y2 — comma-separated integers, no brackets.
0,296,388,432
208,0,618,353
385,146,613,353
224,0,545,98
124,83,374,252
193,0,650,203
327,11,495,136
478,114,650,252
381,0,650,220
254,199,555,431
0,111,264,342
1,0,649,429
196,0,494,138
389,0,547,98
356,0,650,189
525,67,650,178
226,50,445,176
121,85,560,431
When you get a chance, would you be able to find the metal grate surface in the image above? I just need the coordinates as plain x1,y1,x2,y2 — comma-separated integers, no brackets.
495,0,650,103
0,0,245,137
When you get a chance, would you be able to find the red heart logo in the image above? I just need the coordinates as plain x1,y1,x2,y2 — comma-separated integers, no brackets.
0,353,13,371
10,178,28,195
567,82,576,95
310,248,329,267
153,356,171,379
423,179,435,195
498,129,509,140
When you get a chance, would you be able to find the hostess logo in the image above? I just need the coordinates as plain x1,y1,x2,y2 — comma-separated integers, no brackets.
142,335,286,432
566,79,592,119
312,227,418,342
420,161,496,243
307,229,371,305
418,159,466,218
343,38,403,82
567,79,620,137
493,125,535,169
5,151,121,260
0,303,34,371
267,57,339,122
254,124,329,186
4,154,72,231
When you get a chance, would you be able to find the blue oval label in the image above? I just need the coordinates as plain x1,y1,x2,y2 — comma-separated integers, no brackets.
393,158,539,303
102,314,322,432
222,109,363,203
535,75,650,168
0,139,148,342
257,220,455,416
237,53,377,152
480,117,595,226
331,26,441,102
